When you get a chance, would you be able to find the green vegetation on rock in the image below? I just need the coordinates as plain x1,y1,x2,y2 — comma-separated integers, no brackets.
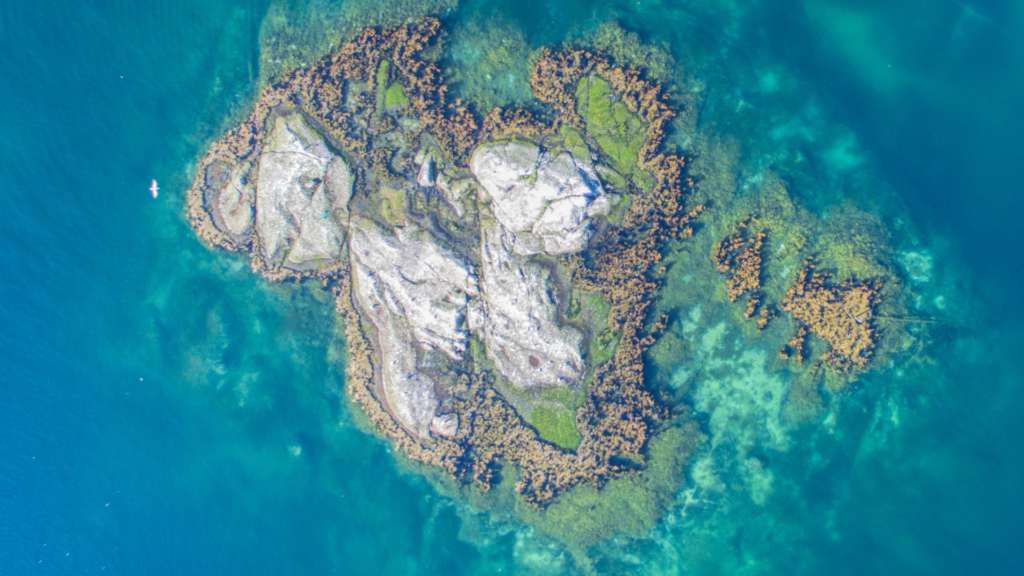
575,75,648,179
595,163,627,191
374,60,391,118
530,406,582,450
376,184,408,226
540,386,578,406
559,126,592,163
383,82,408,108
576,291,617,366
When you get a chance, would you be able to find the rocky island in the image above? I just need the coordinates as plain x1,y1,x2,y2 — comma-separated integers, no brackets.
187,17,894,533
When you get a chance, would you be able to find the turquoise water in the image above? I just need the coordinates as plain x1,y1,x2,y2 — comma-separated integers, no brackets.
2,0,1023,574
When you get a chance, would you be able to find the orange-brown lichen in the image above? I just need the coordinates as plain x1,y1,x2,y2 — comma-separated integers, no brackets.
186,19,701,506
714,217,773,327
782,258,882,370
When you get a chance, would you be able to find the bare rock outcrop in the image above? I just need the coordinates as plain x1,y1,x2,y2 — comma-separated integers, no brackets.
478,221,585,389
470,140,611,255
255,113,352,270
349,216,477,437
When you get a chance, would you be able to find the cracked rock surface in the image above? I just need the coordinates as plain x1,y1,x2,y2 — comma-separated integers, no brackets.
346,138,608,434
255,113,352,270
478,220,585,389
349,216,477,436
470,140,611,255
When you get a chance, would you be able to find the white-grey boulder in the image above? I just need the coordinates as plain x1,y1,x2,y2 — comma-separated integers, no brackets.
416,153,437,188
349,216,477,359
430,414,459,438
477,221,585,389
470,140,611,255
349,216,478,437
255,113,352,270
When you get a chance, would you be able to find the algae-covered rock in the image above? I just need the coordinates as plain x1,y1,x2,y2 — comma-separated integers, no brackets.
477,221,585,389
575,75,648,178
529,405,582,449
255,113,351,270
470,140,611,255
384,83,409,108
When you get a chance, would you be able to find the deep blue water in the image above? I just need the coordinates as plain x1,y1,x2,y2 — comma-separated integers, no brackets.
2,1,1022,574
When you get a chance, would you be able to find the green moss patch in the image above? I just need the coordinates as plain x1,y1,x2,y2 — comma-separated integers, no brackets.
530,406,582,450
375,60,394,117
539,386,578,407
575,75,648,177
558,125,592,162
595,164,627,191
576,291,617,366
383,82,408,108
376,184,408,226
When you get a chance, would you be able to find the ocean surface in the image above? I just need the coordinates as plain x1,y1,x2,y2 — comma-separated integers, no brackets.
2,0,1023,574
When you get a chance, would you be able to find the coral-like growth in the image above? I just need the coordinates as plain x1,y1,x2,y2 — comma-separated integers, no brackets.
714,216,772,327
782,258,882,370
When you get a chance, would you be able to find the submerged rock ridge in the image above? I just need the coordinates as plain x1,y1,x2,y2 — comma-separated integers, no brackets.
187,17,702,508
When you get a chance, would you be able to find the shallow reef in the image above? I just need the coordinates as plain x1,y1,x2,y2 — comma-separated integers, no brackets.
782,258,881,370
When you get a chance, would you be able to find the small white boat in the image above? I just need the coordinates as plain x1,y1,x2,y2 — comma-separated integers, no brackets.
150,179,159,199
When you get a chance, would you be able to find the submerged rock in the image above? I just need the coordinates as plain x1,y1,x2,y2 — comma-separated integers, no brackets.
477,221,585,389
349,216,477,436
255,113,352,270
470,140,611,255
